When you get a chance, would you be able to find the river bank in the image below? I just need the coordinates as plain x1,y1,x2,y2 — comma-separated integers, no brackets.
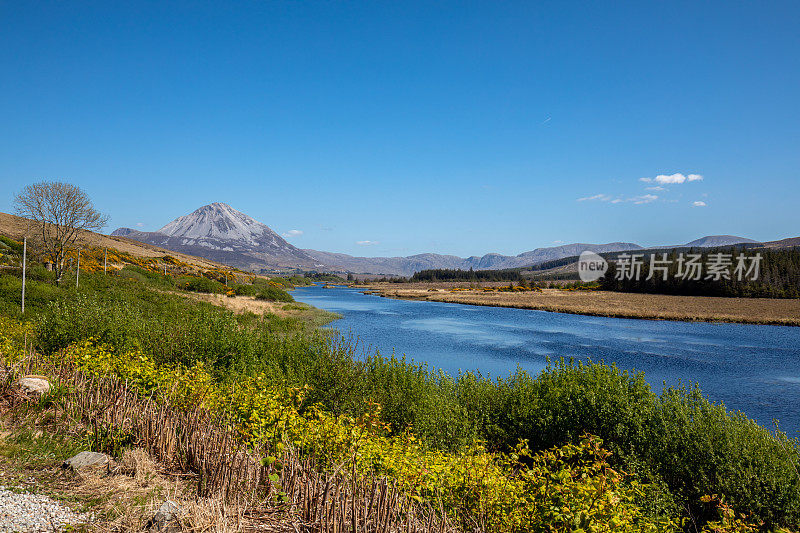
186,291,341,327
362,284,800,326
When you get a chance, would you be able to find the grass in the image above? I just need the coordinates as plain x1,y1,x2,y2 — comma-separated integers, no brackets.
0,428,86,468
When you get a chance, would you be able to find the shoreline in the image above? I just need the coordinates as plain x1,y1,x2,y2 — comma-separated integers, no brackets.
362,286,800,327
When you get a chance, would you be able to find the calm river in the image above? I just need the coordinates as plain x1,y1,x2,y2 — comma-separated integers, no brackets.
293,284,800,435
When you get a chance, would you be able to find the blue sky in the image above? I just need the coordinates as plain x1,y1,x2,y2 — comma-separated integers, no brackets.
1,1,798,257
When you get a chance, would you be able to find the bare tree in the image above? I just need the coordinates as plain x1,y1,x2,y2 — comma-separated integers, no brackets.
14,181,108,284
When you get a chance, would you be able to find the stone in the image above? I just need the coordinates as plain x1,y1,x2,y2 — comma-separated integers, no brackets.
147,500,182,531
17,376,50,397
62,451,112,471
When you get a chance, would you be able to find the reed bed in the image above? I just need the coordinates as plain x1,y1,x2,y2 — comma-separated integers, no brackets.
373,286,800,325
8,351,460,533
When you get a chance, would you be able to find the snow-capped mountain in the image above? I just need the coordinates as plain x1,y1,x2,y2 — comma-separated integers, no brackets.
112,203,318,271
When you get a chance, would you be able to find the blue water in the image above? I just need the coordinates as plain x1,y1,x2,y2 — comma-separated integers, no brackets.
293,284,800,435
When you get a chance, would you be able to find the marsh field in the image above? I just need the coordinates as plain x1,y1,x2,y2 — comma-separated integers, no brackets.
365,282,800,326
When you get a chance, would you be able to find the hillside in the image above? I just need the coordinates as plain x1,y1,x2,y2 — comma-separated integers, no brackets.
682,235,760,247
0,212,233,273
762,236,800,248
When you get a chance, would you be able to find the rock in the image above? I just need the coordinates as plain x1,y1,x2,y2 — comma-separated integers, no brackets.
147,500,182,531
16,376,50,397
62,451,112,471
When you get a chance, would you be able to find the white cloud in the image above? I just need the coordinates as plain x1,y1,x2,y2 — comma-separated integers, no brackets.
136,222,145,228
692,201,707,207
640,173,703,185
585,194,658,204
577,194,611,202
632,194,658,204
282,229,303,238
356,240,379,246
645,186,666,191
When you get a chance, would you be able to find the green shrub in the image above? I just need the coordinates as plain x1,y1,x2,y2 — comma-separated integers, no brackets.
117,265,174,288
255,286,294,302
28,265,57,282
180,276,224,294
0,275,61,316
0,235,23,254
231,283,258,296
451,360,800,528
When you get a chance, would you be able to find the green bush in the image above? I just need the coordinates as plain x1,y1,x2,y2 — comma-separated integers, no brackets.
231,283,258,296
28,265,57,282
118,265,174,288
0,275,61,316
0,235,23,254
450,360,800,528
180,276,224,294
255,286,294,302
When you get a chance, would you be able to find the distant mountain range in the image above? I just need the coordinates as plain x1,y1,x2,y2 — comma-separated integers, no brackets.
302,243,644,276
112,203,780,276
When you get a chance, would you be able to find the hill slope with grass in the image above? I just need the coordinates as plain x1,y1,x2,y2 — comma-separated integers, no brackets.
0,212,230,273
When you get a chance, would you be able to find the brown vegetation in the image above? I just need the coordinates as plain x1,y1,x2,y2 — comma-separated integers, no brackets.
368,284,800,326
187,293,335,325
0,351,456,532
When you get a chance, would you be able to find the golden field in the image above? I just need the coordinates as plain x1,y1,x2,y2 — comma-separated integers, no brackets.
365,283,800,326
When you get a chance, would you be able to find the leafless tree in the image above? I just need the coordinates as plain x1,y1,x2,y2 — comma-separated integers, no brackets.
14,181,108,284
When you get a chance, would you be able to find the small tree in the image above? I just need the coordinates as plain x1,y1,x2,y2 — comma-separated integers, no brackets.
14,181,108,284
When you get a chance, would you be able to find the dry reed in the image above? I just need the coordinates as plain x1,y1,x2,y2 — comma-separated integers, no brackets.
6,350,461,533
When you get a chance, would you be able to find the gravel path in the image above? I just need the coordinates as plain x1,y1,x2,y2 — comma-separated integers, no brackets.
0,487,90,532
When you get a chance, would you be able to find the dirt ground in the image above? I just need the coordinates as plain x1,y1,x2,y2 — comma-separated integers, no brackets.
366,285,800,326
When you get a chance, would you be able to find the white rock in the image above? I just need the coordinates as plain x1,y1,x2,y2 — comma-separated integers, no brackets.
62,451,112,471
16,376,50,397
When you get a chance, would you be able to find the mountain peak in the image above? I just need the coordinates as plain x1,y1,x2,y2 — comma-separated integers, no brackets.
114,203,318,271
157,202,266,242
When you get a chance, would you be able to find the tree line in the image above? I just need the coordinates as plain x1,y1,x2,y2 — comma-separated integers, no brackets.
411,267,522,282
599,248,800,298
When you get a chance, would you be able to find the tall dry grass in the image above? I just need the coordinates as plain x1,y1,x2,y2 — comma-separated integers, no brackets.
6,350,460,533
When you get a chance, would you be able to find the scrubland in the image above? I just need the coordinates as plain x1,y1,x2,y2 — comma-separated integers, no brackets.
0,236,798,531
